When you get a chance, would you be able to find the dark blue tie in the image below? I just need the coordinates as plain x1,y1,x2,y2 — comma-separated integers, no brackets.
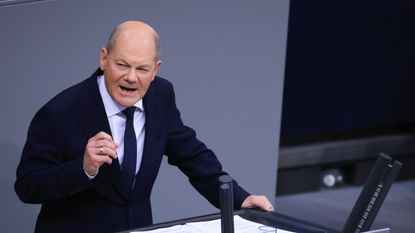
122,107,137,198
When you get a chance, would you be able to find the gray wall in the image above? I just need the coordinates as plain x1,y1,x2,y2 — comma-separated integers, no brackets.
0,0,289,231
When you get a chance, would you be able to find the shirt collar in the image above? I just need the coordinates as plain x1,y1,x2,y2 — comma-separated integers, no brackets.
97,75,144,118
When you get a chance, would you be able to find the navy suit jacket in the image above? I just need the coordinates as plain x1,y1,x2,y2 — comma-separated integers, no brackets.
15,69,250,233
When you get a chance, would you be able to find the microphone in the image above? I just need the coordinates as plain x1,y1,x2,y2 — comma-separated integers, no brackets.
219,175,234,233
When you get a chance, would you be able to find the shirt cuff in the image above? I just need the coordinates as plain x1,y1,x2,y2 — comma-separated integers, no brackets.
83,165,99,180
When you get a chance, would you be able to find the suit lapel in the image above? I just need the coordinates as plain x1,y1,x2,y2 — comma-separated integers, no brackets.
76,69,125,198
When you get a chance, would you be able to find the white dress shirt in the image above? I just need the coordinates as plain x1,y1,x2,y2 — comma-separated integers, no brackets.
85,75,145,180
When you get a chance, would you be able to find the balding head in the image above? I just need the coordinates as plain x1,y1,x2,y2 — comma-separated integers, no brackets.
99,21,163,107
106,21,161,63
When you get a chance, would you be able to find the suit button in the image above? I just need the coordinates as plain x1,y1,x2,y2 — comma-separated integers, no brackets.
128,207,132,211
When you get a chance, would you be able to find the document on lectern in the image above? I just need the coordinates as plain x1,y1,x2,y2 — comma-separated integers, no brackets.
131,215,295,233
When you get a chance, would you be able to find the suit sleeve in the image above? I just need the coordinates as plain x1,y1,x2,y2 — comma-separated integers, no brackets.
161,82,250,209
14,103,96,204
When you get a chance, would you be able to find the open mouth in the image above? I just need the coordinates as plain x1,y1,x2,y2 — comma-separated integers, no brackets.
120,86,137,93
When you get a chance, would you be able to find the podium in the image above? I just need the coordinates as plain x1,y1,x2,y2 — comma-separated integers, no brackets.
122,153,399,233
119,209,340,233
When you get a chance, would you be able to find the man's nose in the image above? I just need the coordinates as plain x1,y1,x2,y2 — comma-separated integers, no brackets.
125,69,137,83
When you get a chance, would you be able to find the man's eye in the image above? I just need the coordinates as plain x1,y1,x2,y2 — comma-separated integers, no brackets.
117,63,126,67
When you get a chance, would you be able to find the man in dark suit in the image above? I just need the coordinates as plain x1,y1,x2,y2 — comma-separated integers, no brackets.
15,21,273,233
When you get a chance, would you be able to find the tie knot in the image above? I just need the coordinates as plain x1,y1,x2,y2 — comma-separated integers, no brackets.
122,107,136,119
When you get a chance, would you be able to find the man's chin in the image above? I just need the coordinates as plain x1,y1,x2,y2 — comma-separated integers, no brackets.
114,96,141,107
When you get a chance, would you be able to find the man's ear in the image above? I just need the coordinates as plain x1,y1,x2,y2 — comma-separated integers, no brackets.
100,47,108,71
150,60,162,81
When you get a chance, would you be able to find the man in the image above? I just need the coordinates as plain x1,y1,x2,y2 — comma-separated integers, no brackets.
15,21,273,233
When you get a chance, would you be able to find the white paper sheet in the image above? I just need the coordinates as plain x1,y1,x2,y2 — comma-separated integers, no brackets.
131,215,295,233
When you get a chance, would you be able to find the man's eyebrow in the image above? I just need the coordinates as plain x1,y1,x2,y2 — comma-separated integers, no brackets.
116,58,129,65
116,57,152,68
138,64,151,68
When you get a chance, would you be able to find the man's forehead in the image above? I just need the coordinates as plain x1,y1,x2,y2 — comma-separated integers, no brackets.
112,52,156,67
117,31,155,51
